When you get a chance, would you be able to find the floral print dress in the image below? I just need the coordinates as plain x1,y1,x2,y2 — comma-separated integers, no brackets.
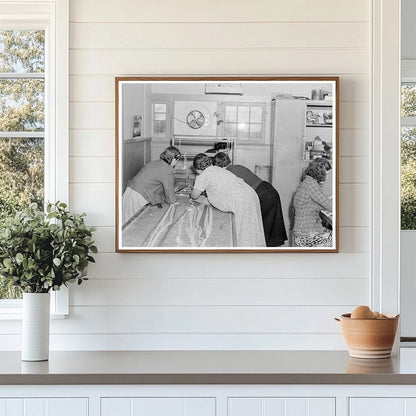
293,175,332,247
193,166,265,247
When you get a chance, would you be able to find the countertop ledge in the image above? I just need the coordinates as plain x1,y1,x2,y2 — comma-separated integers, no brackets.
1,349,416,385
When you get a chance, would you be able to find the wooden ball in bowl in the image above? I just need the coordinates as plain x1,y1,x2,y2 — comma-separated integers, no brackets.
350,305,376,319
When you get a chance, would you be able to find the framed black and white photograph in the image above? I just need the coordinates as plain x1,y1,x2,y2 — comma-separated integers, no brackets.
115,77,339,253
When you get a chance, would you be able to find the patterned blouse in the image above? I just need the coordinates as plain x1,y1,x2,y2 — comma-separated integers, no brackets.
293,175,332,234
193,166,265,247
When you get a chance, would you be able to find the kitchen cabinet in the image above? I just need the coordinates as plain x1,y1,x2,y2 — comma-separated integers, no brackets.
0,398,88,416
2,351,416,416
228,397,335,416
349,398,416,416
101,397,215,416
7,388,416,416
271,99,333,241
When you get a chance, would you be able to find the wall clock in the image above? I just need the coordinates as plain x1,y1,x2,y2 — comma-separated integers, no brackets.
173,101,218,136
186,110,205,129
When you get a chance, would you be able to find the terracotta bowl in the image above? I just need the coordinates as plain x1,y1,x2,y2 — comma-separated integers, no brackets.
337,313,399,359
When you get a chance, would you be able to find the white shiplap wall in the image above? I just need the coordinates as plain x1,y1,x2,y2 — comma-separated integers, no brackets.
50,0,371,350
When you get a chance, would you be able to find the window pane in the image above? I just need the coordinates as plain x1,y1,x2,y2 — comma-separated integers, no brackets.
250,123,262,140
0,30,45,300
238,107,249,123
0,137,44,299
401,126,416,162
0,79,44,131
402,84,416,117
224,123,236,137
154,103,166,113
0,138,44,221
237,123,249,140
0,30,45,73
154,120,166,137
401,126,416,230
225,106,237,122
154,113,166,121
250,106,263,123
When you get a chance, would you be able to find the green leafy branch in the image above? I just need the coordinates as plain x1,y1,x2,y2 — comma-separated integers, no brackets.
0,202,97,293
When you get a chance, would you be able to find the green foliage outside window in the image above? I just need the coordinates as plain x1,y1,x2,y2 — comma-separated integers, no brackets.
0,30,45,299
402,84,416,117
401,127,416,229
401,84,416,230
0,138,44,221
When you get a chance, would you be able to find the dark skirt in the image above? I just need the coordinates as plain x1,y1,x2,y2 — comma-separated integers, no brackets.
256,181,287,247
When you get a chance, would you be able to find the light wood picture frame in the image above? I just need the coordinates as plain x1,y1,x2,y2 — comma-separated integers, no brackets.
115,77,339,253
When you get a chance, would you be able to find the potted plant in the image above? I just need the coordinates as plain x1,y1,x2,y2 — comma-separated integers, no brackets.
0,202,97,361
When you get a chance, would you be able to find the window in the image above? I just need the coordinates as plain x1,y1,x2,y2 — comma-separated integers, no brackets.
153,102,168,138
0,1,69,313
224,103,265,142
0,30,45,301
401,81,416,230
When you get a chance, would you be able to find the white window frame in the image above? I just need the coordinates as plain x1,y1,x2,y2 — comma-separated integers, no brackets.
0,0,69,317
371,0,401,324
223,102,266,144
400,60,416,340
400,64,416,239
152,101,169,139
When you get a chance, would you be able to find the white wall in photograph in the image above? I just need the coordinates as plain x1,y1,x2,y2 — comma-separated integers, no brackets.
0,0,375,350
122,83,147,140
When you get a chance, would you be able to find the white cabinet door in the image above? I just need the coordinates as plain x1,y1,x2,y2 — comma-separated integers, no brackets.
101,398,215,416
350,398,404,416
0,399,23,416
228,397,335,416
0,398,88,416
349,397,416,416
47,399,88,416
350,398,416,416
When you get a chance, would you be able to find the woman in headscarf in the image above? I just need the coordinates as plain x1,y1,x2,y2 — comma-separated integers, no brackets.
190,153,265,247
292,157,333,247
213,152,287,247
122,146,181,226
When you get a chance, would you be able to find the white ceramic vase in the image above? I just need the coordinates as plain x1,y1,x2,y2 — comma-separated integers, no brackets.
22,292,50,361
